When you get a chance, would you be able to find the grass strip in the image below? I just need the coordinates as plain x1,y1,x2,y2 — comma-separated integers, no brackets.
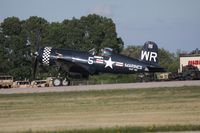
0,86,200,133
20,124,200,133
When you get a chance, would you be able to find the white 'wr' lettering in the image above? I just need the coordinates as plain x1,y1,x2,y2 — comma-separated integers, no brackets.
141,50,157,62
149,52,157,62
141,50,149,61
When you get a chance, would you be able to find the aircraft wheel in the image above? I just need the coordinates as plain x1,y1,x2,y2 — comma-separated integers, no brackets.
53,78,62,86
62,78,70,86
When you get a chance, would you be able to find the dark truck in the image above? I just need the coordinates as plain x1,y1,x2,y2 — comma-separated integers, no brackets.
179,65,200,80
168,65,200,80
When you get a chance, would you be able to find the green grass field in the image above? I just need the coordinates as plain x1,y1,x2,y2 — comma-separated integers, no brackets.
0,86,200,133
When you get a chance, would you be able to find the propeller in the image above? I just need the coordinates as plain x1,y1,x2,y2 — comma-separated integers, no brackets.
32,52,38,80
32,31,40,80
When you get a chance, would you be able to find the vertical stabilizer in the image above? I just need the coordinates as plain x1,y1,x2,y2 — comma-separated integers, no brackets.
140,41,158,64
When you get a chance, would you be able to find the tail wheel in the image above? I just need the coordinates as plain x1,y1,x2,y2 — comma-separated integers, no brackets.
53,78,62,86
62,78,70,86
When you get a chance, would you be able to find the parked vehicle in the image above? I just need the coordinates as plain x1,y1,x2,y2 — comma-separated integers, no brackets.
170,65,200,80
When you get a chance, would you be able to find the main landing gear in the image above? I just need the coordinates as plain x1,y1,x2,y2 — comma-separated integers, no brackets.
52,77,70,87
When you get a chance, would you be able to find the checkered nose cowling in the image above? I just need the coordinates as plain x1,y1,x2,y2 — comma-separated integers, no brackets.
42,47,52,66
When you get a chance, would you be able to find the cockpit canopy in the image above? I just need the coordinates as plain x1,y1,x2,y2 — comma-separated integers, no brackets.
89,47,113,56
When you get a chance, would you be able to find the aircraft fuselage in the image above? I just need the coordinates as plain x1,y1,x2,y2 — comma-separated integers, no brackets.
37,47,164,77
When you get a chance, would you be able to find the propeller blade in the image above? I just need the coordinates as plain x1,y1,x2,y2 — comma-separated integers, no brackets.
36,31,40,51
33,57,38,80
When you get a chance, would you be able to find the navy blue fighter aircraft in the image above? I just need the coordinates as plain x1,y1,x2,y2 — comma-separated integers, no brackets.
33,41,165,86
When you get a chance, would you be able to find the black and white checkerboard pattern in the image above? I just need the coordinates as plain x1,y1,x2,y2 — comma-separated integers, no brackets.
42,47,52,65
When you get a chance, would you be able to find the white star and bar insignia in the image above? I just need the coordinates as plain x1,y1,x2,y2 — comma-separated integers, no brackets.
104,57,115,69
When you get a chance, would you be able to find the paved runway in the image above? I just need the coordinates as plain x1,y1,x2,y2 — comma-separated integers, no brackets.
0,80,200,94
156,131,200,133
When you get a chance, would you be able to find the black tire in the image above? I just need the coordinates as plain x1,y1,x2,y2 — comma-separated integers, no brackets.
62,78,70,86
53,78,62,86
186,76,193,80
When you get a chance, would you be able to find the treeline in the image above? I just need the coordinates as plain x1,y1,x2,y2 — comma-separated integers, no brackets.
0,14,179,80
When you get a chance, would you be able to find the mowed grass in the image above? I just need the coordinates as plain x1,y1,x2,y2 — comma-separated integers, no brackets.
0,86,200,133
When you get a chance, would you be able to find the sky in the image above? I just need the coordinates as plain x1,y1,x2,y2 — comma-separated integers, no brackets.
0,0,200,53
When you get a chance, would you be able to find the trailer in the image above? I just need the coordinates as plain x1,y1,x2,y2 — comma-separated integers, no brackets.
0,76,13,88
13,81,31,88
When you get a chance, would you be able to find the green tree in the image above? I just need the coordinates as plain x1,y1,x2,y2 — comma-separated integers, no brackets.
158,48,179,72
80,14,124,52
47,14,124,52
0,17,32,79
47,22,63,48
24,16,49,50
0,31,7,73
1,17,21,36
121,45,142,58
61,17,84,49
